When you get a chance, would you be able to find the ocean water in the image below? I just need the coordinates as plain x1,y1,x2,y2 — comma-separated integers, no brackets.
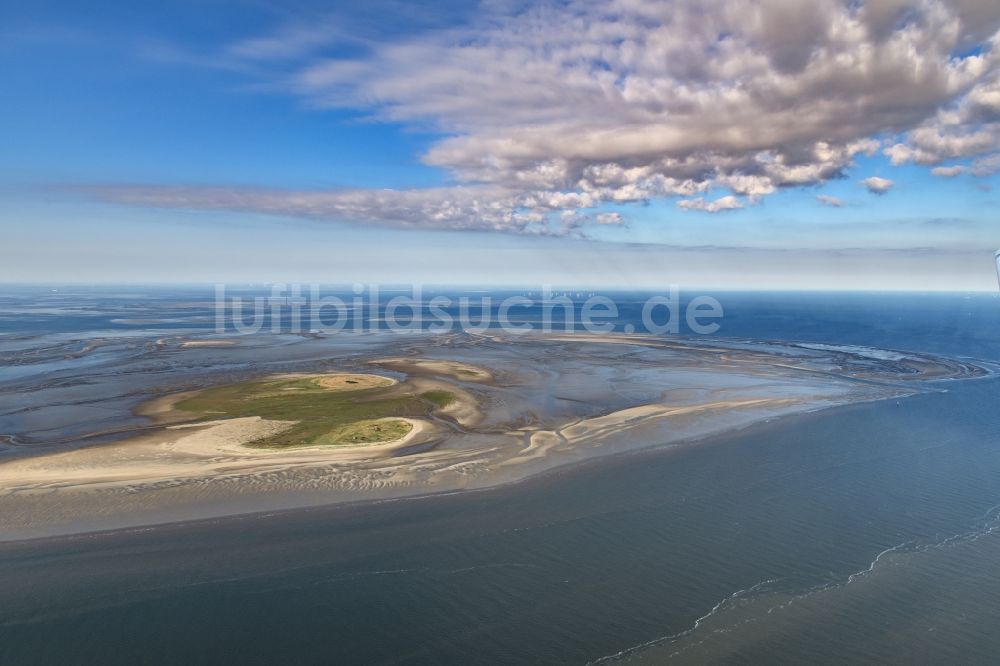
1,289,1000,664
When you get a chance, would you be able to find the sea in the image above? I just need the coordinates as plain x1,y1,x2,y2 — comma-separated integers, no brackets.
1,287,999,665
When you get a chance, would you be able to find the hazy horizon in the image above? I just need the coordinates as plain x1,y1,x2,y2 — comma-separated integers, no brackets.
3,0,1000,289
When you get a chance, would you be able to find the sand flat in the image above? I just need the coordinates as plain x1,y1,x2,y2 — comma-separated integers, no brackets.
0,331,980,541
371,357,494,382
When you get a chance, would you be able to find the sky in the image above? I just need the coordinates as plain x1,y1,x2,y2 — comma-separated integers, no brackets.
2,0,1000,290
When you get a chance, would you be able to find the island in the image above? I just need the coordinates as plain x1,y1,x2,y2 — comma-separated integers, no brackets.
0,332,986,540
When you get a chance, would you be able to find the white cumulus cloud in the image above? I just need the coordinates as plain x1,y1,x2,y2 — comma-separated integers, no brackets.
931,165,966,177
91,0,1000,233
677,195,745,213
862,176,895,194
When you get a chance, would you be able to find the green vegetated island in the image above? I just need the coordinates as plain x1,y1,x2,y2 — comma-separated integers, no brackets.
3,334,989,542
172,373,454,449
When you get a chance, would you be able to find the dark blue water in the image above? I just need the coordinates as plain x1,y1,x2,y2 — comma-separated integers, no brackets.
1,288,999,664
5,286,998,362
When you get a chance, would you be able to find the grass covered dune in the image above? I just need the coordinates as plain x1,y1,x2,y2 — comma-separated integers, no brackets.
173,373,454,449
1,334,978,541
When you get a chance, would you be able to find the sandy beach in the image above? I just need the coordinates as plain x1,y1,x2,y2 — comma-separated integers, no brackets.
0,332,984,541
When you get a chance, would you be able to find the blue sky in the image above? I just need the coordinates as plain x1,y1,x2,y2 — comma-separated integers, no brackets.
3,0,1000,289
